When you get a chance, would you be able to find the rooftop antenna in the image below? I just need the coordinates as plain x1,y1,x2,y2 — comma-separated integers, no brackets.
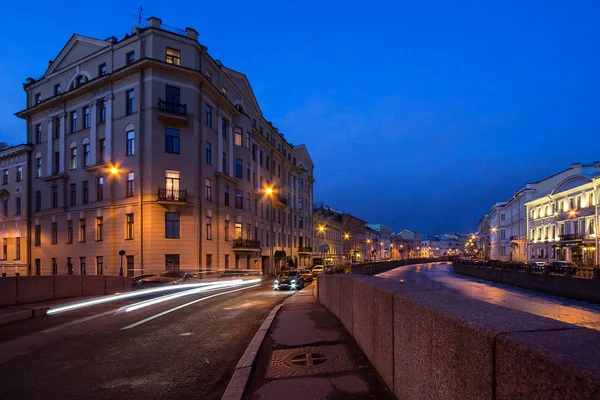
126,5,147,27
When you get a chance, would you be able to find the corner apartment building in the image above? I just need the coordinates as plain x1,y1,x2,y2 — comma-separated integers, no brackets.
526,176,598,266
0,144,31,276
313,212,343,266
485,162,600,261
392,229,421,259
16,17,314,276
366,223,392,260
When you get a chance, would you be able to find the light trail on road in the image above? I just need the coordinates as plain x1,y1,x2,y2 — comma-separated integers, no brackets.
121,284,261,330
47,279,256,315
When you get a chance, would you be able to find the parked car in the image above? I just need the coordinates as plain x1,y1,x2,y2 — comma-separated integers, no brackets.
548,261,577,274
274,271,305,290
311,265,324,277
299,269,314,282
532,261,547,267
132,274,155,284
134,270,200,287
324,266,336,274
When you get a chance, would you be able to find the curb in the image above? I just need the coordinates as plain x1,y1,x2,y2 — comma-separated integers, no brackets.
0,306,49,326
221,302,283,400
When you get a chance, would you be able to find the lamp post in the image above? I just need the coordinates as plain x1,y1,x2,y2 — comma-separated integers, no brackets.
264,186,275,275
119,249,126,276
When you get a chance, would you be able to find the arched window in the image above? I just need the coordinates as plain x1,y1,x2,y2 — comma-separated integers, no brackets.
69,74,88,90
69,142,77,170
125,124,135,156
35,152,42,178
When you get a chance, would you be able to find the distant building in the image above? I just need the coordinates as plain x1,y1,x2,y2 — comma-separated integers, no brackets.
366,223,392,260
0,144,31,276
526,176,599,266
477,213,491,259
481,162,600,261
392,229,421,259
313,209,343,266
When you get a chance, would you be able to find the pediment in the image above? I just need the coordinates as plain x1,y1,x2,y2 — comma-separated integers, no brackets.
222,66,262,115
46,34,110,76
293,144,313,167
552,175,592,195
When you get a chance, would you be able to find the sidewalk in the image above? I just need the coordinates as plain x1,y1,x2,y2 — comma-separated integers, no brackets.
242,284,395,400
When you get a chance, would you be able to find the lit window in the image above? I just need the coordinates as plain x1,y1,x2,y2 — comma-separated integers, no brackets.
127,172,134,196
234,127,242,146
126,214,134,239
166,48,181,65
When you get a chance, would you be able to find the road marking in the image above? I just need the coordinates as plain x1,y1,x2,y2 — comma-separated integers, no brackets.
41,310,117,333
121,284,261,330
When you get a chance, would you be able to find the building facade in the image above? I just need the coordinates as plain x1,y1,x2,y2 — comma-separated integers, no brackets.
366,223,392,260
526,176,598,266
484,163,600,262
392,229,421,259
16,17,314,276
313,213,343,266
0,144,31,276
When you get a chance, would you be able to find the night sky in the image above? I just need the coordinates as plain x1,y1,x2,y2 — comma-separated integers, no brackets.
1,1,599,234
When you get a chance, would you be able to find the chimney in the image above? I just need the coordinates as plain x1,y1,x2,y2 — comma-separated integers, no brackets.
185,27,199,41
147,17,162,28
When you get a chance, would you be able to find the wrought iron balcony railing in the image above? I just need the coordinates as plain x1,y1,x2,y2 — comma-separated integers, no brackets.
233,239,261,248
158,99,187,116
158,188,187,202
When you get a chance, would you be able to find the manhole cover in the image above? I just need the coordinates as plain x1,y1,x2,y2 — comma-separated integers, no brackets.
266,345,354,379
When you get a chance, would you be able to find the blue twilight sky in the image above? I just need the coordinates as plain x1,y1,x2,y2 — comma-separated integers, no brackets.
1,1,599,234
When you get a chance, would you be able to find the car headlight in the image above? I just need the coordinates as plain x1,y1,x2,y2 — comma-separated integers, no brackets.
291,280,296,284
274,280,279,284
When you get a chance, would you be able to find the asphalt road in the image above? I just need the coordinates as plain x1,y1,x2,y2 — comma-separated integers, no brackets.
378,262,600,330
0,279,295,400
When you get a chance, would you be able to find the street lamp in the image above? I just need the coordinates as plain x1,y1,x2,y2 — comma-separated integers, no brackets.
119,249,126,276
263,185,275,274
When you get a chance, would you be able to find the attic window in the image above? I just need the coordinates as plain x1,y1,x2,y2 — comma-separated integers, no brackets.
221,86,228,97
69,75,88,90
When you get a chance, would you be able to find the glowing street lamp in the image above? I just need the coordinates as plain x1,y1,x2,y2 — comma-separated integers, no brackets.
109,166,119,175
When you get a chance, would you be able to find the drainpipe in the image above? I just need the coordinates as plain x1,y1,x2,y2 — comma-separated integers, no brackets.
138,32,145,274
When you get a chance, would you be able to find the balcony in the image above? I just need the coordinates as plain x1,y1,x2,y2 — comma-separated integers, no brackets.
157,188,187,205
233,239,261,252
298,246,313,254
559,233,584,242
158,99,188,126
274,194,288,208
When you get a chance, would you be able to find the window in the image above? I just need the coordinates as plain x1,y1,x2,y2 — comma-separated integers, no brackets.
165,254,180,270
222,86,228,97
165,86,181,112
96,256,104,275
35,93,42,104
235,190,243,209
70,111,77,133
165,170,180,199
35,124,42,144
246,132,250,148
35,190,41,211
500,213,506,221
126,51,135,65
205,142,212,165
35,156,42,178
67,257,73,275
299,178,304,190
166,48,181,65
259,151,263,166
99,139,106,162
165,212,181,238
590,219,596,234
225,220,230,241
51,222,58,245
34,225,41,246
501,246,508,256
590,192,595,207
206,69,213,81
97,176,104,201
54,117,60,139
206,254,212,270
126,256,134,276
126,172,134,196
299,217,304,229
98,100,106,123
70,145,77,170
222,152,227,173
205,105,212,127
2,170,8,185
222,118,228,140
299,198,304,210
54,84,61,95
83,143,90,166
235,222,242,239
16,166,22,182
15,197,21,215
235,127,242,146
225,254,230,269
1,239,7,260
126,130,135,156
2,200,7,217
70,183,76,206
206,217,212,240
165,128,180,154
205,178,212,201
79,218,86,243
98,63,107,76
126,213,134,239
15,238,20,261
67,220,73,244
126,90,134,115
246,163,251,181
83,107,90,128
224,185,230,207
235,159,243,178
96,217,103,241
82,181,89,204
